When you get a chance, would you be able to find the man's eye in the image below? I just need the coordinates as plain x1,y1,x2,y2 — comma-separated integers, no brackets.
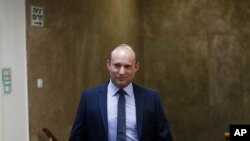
114,64,121,68
124,65,132,69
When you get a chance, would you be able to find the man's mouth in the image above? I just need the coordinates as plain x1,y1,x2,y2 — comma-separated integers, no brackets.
117,77,126,81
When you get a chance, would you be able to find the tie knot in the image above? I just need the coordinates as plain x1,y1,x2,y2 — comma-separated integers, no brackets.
117,89,126,95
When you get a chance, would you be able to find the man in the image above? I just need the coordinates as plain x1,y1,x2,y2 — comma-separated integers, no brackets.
69,44,173,141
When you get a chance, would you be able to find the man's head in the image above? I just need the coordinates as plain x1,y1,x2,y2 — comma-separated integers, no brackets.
107,44,139,89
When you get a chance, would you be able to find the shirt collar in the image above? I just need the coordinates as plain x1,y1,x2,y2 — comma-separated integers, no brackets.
108,80,133,97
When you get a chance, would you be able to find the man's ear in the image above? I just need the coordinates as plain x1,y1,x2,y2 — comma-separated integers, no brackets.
107,59,111,68
135,62,139,71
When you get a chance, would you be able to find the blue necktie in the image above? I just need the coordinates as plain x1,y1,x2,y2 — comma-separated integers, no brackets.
117,89,126,141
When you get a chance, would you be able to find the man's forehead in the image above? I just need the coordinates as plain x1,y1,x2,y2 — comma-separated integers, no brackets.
112,48,133,55
110,59,136,66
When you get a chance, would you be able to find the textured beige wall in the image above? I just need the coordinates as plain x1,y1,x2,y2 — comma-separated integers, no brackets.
143,0,250,141
26,0,142,141
27,0,250,141
26,0,84,141
77,0,144,88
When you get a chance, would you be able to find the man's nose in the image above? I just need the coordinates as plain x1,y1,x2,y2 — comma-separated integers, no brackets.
119,67,125,75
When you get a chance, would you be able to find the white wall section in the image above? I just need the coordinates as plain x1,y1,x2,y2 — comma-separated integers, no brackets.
0,0,29,140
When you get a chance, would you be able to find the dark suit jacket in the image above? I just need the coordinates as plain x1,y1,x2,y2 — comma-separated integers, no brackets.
69,83,173,141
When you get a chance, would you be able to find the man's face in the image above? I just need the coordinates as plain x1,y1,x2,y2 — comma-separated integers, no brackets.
107,48,139,89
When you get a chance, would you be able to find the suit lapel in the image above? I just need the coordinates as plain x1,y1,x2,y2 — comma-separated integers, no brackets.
133,84,144,139
98,85,108,136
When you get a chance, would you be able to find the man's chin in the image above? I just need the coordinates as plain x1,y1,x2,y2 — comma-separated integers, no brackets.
116,81,128,88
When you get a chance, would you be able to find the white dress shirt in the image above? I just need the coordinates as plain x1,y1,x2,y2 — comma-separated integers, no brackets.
107,80,139,141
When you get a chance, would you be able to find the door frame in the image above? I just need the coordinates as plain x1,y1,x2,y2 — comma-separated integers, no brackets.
0,20,3,141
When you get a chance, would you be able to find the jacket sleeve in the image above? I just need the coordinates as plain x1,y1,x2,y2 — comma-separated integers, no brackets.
155,93,173,141
69,91,87,141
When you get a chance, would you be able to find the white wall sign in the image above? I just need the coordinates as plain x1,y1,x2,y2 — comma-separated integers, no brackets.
31,6,44,27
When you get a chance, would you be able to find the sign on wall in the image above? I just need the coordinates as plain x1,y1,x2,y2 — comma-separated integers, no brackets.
31,6,44,27
1,68,11,94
